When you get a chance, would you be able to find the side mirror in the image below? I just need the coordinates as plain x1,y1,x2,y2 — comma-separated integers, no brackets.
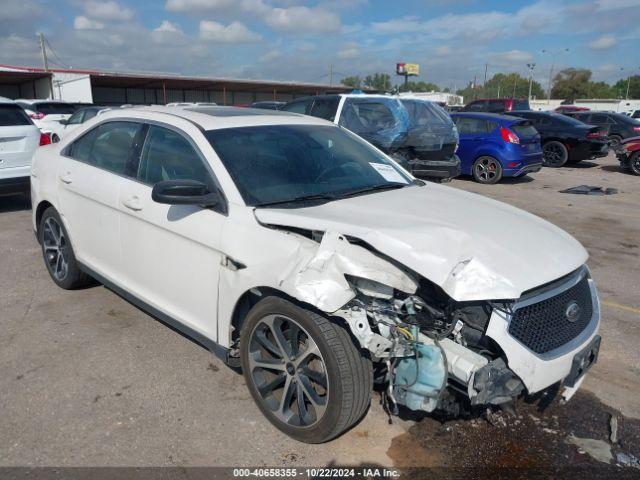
152,179,220,207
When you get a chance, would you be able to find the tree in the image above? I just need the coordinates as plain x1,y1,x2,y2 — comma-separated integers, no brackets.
398,80,440,93
363,73,392,92
612,75,640,99
456,73,544,101
341,76,362,88
550,68,614,100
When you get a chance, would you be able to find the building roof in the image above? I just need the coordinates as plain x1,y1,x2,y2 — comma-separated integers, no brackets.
0,64,355,95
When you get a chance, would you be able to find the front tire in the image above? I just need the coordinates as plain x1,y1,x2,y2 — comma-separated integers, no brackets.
472,156,503,184
39,207,91,289
543,141,569,167
240,297,372,443
630,152,640,176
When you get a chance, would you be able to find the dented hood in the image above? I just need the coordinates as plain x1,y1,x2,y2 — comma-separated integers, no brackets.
254,184,588,301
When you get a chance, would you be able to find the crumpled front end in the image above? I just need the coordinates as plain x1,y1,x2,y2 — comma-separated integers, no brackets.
267,227,601,415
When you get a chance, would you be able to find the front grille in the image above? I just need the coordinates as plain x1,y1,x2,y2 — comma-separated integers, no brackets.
508,275,594,354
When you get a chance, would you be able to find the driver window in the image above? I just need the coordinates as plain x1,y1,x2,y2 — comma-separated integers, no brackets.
138,125,211,186
67,111,84,125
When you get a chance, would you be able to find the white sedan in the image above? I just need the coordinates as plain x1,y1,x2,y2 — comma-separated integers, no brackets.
31,106,601,443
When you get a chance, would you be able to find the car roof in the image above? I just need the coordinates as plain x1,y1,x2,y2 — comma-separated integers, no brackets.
0,96,16,104
450,111,521,122
15,99,74,104
95,105,333,130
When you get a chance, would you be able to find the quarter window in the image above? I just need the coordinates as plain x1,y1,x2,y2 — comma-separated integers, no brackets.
66,111,84,125
138,125,210,186
310,97,340,121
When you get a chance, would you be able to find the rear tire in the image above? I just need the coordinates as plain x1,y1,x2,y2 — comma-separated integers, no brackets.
608,135,622,151
240,297,372,443
39,207,91,289
542,141,569,167
472,156,503,184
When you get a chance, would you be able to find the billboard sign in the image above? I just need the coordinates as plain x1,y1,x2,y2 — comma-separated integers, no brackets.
396,63,419,76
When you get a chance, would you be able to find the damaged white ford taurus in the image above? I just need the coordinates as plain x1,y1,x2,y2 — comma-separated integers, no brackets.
31,106,601,443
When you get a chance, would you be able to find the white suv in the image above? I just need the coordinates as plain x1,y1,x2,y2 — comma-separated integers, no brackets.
31,106,601,443
15,99,76,141
0,97,44,196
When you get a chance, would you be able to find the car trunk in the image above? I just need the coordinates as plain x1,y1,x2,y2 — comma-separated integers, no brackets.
0,125,41,170
510,121,540,152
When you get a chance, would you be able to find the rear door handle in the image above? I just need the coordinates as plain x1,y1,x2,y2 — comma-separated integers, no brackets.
122,196,143,211
59,172,73,184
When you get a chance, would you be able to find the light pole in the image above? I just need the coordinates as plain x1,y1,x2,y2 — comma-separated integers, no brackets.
622,67,638,100
527,63,536,101
542,48,569,103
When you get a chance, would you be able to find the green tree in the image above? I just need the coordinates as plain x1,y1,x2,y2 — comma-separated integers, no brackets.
612,75,640,99
398,80,440,93
456,73,544,101
341,76,362,88
551,68,614,100
363,73,392,92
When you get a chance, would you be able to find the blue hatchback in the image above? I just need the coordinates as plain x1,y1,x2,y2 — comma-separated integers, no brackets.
450,112,543,184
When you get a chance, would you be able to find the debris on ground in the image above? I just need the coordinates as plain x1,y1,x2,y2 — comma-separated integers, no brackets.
566,434,613,464
611,414,619,444
559,185,619,195
387,391,640,475
617,452,640,469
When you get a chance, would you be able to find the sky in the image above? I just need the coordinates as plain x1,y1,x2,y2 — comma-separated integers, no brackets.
0,0,638,90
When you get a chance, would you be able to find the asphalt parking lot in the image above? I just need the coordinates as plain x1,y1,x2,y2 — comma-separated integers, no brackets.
1,152,638,470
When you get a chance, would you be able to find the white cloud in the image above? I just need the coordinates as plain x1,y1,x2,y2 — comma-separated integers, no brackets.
260,49,282,62
199,20,262,43
154,20,182,33
82,0,133,21
434,45,452,56
0,0,41,20
490,49,534,66
595,0,640,11
589,34,617,49
337,46,360,59
165,0,235,12
74,15,104,30
265,6,341,33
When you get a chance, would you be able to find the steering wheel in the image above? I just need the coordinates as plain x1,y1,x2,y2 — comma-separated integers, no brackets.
315,161,361,183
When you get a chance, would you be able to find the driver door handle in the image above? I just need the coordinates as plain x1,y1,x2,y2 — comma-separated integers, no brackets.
59,172,73,184
122,196,143,211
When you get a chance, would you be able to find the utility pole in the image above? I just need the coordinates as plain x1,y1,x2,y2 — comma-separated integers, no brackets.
527,63,536,101
329,64,333,87
512,75,518,97
39,32,49,71
39,32,55,99
483,63,489,96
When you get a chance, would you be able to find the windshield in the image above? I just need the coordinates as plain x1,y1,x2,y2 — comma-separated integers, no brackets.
206,125,414,207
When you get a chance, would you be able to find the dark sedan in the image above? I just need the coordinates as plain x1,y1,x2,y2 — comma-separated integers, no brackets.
506,110,609,167
565,111,640,150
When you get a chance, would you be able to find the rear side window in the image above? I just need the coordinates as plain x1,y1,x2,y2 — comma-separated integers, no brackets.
138,125,211,186
67,121,142,175
310,97,340,121
464,101,486,112
511,122,538,137
454,117,486,135
66,111,84,125
282,99,313,114
0,104,32,126
512,99,530,110
487,101,504,113
590,114,612,123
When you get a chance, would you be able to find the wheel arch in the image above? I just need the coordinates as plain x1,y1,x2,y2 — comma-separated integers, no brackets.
35,200,55,240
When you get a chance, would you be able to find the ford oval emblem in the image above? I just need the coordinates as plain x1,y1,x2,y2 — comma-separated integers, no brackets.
565,301,581,323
